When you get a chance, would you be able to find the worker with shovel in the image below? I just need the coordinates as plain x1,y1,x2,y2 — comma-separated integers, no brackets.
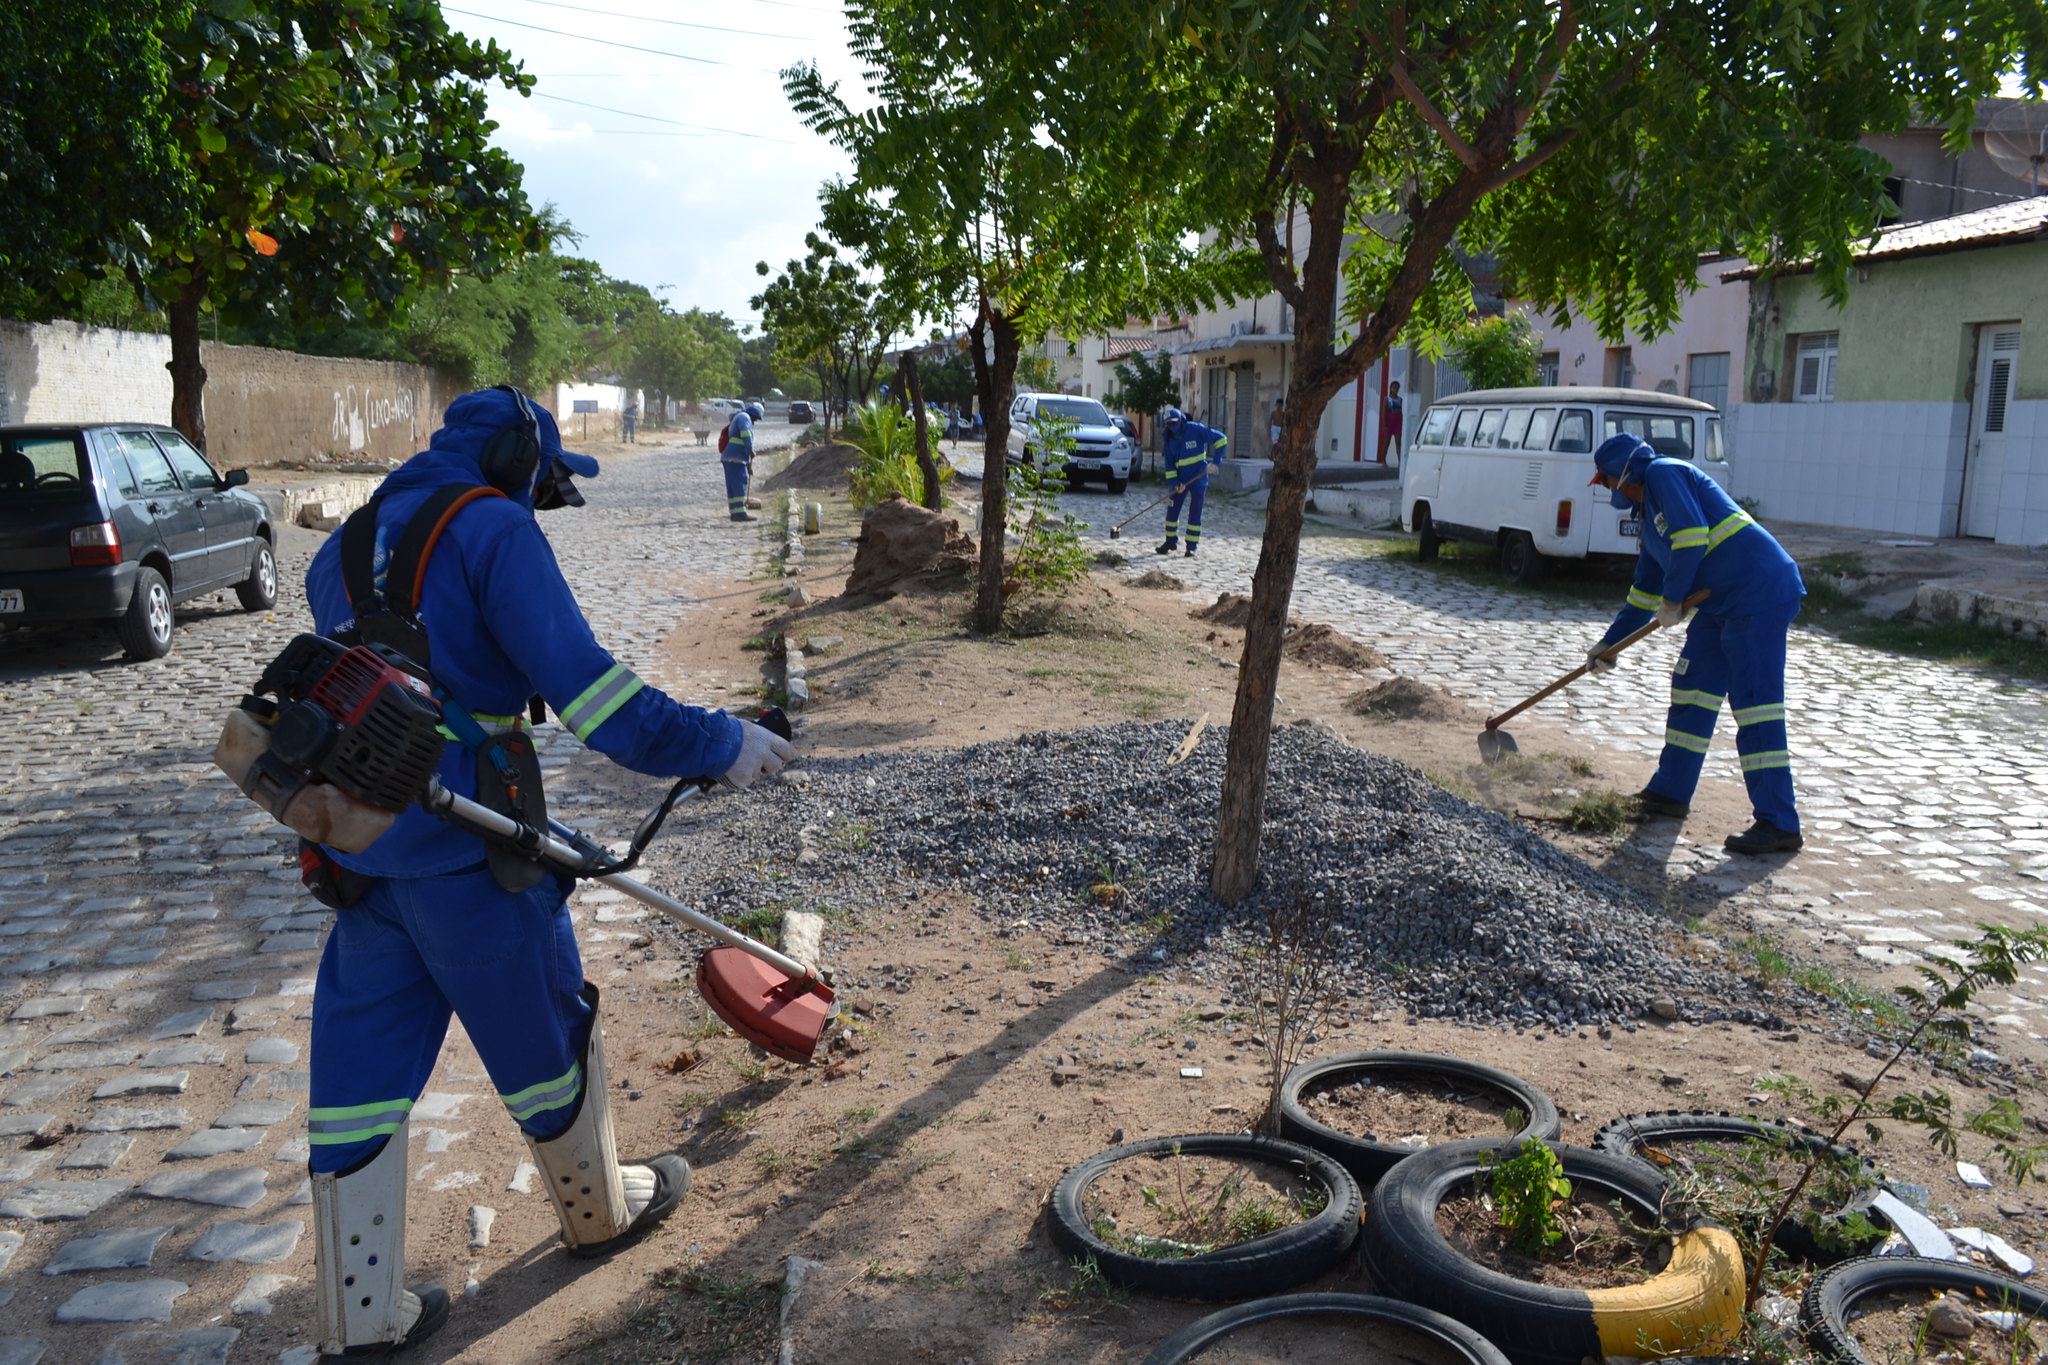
298,387,796,1358
1156,407,1228,557
1585,433,1806,855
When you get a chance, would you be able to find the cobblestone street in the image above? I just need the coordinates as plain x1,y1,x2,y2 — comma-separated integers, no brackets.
1,428,2047,1360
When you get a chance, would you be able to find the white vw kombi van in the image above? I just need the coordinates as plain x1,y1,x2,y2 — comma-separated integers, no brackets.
1400,386,1728,584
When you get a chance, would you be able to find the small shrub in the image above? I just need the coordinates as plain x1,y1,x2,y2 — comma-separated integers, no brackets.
1562,788,1633,834
845,401,949,509
1487,1138,1572,1252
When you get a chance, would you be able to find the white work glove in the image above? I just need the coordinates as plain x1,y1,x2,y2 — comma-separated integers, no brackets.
719,719,796,790
1584,642,1618,676
1655,600,1688,629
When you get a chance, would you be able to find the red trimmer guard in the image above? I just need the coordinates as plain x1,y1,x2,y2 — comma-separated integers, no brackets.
696,946,835,1063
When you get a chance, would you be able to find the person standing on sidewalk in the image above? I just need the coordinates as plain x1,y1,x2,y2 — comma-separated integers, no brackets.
1583,432,1807,855
1156,407,1227,557
722,401,763,521
1377,380,1403,464
299,386,795,1356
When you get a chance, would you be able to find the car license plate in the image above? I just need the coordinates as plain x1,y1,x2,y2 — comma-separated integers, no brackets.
0,589,21,613
1619,518,1640,538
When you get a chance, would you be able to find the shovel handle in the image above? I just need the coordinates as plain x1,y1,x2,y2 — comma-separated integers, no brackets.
1483,589,1709,731
1111,485,1179,535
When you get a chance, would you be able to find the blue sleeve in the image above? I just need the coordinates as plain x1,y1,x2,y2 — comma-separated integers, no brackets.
1646,463,1710,606
1601,553,1666,646
471,517,744,781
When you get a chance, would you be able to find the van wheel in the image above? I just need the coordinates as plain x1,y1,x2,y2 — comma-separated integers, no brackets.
117,568,174,660
1415,505,1441,561
1500,531,1544,585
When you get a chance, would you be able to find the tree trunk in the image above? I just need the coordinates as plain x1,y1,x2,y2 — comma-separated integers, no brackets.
970,308,1020,634
166,271,211,452
899,350,941,509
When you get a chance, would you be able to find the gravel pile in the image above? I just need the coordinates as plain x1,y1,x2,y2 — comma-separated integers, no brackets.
644,720,1777,1031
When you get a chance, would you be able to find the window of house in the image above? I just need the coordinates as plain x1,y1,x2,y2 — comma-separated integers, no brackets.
1687,353,1730,410
1537,352,1560,386
1448,409,1480,447
1604,347,1635,389
1793,333,1838,403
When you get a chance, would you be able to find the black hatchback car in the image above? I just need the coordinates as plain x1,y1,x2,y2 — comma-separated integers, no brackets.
0,423,276,659
786,400,815,425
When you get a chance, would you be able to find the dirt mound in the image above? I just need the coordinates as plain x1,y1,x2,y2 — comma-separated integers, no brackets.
1346,677,1483,724
1131,569,1185,590
1285,622,1386,671
1193,592,1253,626
843,495,977,598
761,442,858,491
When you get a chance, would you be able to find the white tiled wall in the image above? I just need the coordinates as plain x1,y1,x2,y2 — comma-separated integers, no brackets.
1728,402,1972,538
1996,400,2048,546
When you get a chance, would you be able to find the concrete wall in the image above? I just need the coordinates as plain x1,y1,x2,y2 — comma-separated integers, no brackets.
0,318,459,467
1513,259,1750,409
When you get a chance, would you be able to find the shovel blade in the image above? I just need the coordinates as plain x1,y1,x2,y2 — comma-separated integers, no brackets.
1477,726,1518,766
697,946,835,1064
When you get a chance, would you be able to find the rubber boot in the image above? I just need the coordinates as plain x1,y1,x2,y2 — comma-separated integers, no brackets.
1632,789,1691,821
1725,819,1803,854
1156,537,1178,555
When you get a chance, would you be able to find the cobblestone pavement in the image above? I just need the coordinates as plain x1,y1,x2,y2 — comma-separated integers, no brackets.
0,431,792,1363
1030,466,2048,1034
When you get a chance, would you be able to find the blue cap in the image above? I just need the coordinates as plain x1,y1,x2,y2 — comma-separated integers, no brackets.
1163,407,1185,425
1590,433,1652,509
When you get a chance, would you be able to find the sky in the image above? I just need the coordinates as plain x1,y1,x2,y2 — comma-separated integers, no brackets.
440,0,869,332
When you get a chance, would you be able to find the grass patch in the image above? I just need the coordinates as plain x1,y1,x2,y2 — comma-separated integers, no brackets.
1808,549,1869,577
724,906,783,942
1802,605,2048,685
1559,788,1633,834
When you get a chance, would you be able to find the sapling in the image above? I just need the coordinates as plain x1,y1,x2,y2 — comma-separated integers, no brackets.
1488,1138,1573,1253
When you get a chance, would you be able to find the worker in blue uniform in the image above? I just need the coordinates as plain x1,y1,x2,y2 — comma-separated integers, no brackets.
1155,407,1227,557
1584,433,1806,855
300,387,795,1358
722,401,763,520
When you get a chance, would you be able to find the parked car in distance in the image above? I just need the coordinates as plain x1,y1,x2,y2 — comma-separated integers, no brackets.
1003,393,1139,492
701,398,743,418
786,400,815,425
0,423,277,659
1399,386,1727,585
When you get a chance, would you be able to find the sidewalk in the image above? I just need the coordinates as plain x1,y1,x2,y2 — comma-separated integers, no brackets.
1768,520,2048,639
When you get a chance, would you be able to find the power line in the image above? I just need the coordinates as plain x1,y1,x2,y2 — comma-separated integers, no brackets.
500,0,810,40
443,7,733,65
529,90,798,142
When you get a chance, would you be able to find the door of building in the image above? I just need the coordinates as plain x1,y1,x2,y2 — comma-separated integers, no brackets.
1961,325,2020,538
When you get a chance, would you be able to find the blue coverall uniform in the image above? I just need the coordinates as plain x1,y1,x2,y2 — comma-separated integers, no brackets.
1596,452,1806,833
301,398,743,1175
722,411,755,518
1163,419,1227,548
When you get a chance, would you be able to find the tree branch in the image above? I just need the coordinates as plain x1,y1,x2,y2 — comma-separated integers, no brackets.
1387,58,1483,172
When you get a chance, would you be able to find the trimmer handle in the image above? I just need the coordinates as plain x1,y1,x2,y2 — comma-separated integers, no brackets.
753,706,794,741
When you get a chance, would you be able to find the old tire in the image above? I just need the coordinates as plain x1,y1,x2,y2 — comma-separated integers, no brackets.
1140,1292,1512,1365
236,539,278,611
1500,530,1544,585
1047,1133,1362,1301
1800,1256,2048,1364
1360,1137,1746,1365
1278,1050,1560,1191
116,567,174,660
1594,1110,1885,1264
1416,503,1442,561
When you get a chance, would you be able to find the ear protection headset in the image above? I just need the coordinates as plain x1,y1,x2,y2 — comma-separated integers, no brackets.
478,385,542,496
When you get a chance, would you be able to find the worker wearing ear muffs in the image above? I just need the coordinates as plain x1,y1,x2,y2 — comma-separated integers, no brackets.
1584,432,1806,857
296,387,796,1358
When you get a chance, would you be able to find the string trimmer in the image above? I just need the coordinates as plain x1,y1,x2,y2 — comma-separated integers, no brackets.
1106,485,1178,539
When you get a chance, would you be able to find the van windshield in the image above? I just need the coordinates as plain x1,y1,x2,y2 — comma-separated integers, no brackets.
1605,411,1696,458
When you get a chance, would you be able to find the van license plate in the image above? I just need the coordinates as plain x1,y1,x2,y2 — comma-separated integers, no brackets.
1619,518,1641,538
0,590,21,613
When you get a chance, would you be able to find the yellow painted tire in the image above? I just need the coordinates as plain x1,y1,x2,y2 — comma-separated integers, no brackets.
803,501,822,534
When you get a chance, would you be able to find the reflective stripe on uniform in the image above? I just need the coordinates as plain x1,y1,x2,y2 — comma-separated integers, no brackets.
1705,509,1754,551
1627,588,1661,611
308,1097,414,1146
1668,527,1709,550
1669,689,1723,712
1733,703,1786,726
1663,727,1713,754
501,1060,581,1122
1740,749,1792,771
560,664,645,742
434,711,524,743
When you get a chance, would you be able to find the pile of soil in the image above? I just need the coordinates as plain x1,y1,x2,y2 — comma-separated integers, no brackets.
1192,594,1384,670
843,495,978,598
761,442,859,491
1346,677,1484,724
1194,592,1256,627
1438,1191,1654,1289
1300,1070,1521,1144
1131,569,1185,590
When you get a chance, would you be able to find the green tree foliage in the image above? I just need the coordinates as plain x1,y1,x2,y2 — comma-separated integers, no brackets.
622,308,742,415
739,334,781,398
1447,314,1544,391
924,0,2045,900
1103,351,1181,423
753,232,900,437
393,250,618,391
917,345,977,409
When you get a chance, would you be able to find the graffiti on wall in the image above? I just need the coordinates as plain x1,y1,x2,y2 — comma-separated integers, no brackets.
331,384,421,454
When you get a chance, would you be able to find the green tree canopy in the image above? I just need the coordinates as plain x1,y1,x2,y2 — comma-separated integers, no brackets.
622,308,742,411
1447,314,1544,391
1103,351,1181,420
753,231,903,435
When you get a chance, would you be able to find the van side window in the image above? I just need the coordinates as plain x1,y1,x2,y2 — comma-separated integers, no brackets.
1472,409,1504,447
1448,409,1479,447
1704,418,1726,463
1417,407,1453,446
1522,409,1556,449
1552,409,1592,453
1499,409,1531,448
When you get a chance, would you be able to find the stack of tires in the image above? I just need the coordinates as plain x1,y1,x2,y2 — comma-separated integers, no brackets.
1045,1051,2040,1364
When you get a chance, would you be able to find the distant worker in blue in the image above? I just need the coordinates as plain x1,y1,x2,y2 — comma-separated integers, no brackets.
1584,432,1807,855
1155,407,1228,557
299,386,795,1357
722,401,764,521
621,399,639,443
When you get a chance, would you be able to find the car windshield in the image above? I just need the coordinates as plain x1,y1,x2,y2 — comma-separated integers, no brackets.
1035,399,1111,425
0,433,91,504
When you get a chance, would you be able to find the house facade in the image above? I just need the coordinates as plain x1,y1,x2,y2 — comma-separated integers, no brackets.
1727,198,2048,544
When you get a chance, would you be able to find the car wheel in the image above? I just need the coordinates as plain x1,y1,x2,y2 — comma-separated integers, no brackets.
117,567,174,660
1106,473,1128,494
236,539,278,611
1415,503,1441,561
1500,530,1544,585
